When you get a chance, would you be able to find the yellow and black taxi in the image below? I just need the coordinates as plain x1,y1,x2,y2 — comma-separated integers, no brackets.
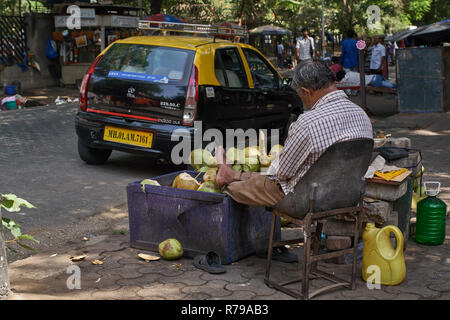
75,22,302,164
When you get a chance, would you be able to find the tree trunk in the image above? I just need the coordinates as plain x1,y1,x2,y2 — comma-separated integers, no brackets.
238,0,246,26
0,211,10,299
150,0,163,15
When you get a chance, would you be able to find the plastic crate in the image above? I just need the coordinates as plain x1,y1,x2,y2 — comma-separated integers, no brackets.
127,170,281,264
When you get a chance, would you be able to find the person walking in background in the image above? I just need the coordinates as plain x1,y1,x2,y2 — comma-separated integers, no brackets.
277,41,285,68
289,40,297,68
364,36,373,74
340,30,359,72
296,27,315,63
370,35,386,75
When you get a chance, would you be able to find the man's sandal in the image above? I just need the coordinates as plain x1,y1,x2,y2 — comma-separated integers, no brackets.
193,251,226,274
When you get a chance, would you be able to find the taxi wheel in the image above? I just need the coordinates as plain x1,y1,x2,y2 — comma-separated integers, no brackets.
78,140,112,165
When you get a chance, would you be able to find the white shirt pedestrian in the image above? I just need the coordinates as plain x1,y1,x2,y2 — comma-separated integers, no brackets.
370,43,386,70
296,36,314,61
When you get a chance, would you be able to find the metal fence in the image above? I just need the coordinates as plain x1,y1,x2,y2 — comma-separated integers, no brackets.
0,15,27,66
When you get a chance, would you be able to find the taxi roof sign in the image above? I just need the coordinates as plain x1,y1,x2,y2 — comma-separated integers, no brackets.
138,20,248,41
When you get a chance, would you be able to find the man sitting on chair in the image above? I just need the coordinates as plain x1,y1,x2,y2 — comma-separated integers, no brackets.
216,59,373,207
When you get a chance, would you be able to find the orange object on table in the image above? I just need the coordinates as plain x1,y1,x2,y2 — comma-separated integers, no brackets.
374,168,407,181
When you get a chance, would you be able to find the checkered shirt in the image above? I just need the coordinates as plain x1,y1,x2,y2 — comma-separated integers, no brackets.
268,90,373,195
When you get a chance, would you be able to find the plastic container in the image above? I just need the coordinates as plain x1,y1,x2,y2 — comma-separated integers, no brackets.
4,101,18,110
361,223,406,285
416,182,447,245
5,85,15,95
126,171,281,264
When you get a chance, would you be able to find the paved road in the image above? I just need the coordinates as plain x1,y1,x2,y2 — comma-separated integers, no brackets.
0,104,175,258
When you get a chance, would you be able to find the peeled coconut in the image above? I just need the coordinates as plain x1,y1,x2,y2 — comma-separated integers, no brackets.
172,172,200,191
203,168,217,183
197,180,221,193
259,154,272,167
140,179,160,192
158,239,183,260
244,146,260,159
189,149,204,170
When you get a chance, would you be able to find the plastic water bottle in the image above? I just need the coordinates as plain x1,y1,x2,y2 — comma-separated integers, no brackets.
416,182,447,246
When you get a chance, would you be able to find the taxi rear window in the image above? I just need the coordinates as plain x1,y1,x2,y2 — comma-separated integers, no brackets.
94,43,194,84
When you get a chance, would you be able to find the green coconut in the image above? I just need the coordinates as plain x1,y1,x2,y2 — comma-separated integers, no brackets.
197,180,221,193
245,156,260,172
226,147,245,164
232,164,243,172
140,179,160,192
202,149,217,167
189,149,204,170
158,239,183,260
190,149,217,168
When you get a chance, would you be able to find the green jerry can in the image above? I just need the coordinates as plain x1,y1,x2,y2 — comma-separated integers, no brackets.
416,182,447,245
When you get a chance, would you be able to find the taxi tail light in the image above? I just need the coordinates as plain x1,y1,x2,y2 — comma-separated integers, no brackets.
183,64,198,126
79,55,103,111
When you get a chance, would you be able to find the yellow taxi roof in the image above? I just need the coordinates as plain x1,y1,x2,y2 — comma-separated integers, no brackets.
115,36,231,50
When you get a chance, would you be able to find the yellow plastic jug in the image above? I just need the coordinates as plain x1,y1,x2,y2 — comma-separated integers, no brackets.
361,223,406,286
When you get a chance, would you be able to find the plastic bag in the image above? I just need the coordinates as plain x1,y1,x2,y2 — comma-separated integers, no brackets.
46,38,58,60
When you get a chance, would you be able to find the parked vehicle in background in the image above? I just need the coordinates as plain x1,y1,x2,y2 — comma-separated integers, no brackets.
75,23,302,165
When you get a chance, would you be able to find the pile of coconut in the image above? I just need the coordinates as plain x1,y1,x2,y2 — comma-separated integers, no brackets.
139,143,283,194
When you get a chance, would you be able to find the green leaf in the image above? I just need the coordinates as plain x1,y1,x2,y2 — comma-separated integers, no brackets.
2,217,20,231
16,241,36,252
11,226,22,238
18,234,40,244
0,194,35,212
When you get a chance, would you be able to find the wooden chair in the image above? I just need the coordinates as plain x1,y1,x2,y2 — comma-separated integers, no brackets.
264,138,374,299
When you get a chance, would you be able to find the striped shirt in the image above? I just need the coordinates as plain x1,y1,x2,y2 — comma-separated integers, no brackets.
268,90,373,195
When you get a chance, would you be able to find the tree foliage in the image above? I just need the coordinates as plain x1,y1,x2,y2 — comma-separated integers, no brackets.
1,0,448,36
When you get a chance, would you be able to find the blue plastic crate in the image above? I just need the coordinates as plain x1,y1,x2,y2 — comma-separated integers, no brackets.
127,170,281,264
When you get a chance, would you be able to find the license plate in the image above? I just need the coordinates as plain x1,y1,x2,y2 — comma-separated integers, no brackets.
103,126,153,148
